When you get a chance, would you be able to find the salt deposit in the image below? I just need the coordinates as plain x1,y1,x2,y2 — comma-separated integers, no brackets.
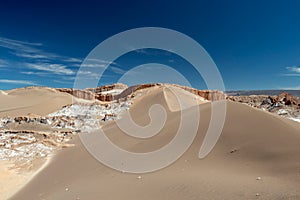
290,117,300,123
0,131,52,163
0,100,132,164
48,101,131,131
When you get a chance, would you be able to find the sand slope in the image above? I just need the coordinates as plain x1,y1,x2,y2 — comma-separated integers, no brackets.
0,87,74,117
9,87,300,200
0,161,31,200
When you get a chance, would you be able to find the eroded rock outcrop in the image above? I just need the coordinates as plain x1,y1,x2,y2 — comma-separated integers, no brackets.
57,83,128,102
277,92,300,106
56,88,96,100
113,83,227,102
228,92,300,108
177,86,227,101
86,83,128,93
57,83,227,102
227,92,300,120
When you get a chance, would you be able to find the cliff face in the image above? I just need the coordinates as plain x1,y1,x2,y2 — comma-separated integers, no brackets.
176,86,227,101
86,83,128,93
57,83,128,102
56,89,96,100
56,84,298,108
57,83,227,102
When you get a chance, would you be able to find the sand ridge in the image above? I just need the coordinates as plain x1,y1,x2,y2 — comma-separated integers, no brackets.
0,87,74,118
8,86,300,200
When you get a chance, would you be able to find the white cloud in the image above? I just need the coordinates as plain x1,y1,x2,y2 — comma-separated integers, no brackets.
0,37,42,46
86,58,117,64
0,37,42,54
75,58,119,68
26,63,75,75
21,71,49,76
110,66,125,74
63,57,83,63
70,59,121,72
0,79,36,85
0,36,122,86
281,66,300,77
77,70,99,78
0,36,83,67
286,66,300,73
0,36,118,75
78,63,106,68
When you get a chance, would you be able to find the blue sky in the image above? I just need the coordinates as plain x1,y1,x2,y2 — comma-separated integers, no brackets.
0,0,300,90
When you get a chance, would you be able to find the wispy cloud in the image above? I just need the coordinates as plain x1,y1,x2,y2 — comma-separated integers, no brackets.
0,79,36,85
0,59,8,67
0,36,86,78
21,71,49,76
110,66,125,74
63,57,83,63
280,66,300,77
285,66,300,76
0,36,82,68
0,37,42,47
0,36,124,88
78,63,106,68
76,70,99,78
75,58,119,68
279,66,300,90
287,66,300,73
278,85,300,90
26,63,75,75
0,37,43,56
281,73,300,77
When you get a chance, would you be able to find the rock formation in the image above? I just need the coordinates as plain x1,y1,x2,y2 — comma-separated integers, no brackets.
176,85,227,101
57,83,227,102
227,92,300,120
57,83,128,102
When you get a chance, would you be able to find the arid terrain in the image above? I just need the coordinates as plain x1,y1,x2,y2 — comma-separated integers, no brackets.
0,84,299,200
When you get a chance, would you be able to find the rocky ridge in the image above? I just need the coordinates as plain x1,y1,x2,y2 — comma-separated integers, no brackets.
57,83,227,102
227,92,300,121
57,83,128,102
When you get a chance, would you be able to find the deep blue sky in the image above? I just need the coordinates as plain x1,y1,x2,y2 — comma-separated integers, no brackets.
0,0,300,90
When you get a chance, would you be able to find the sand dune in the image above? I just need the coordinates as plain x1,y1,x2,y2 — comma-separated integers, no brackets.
0,90,8,96
130,85,207,112
0,87,74,117
9,86,300,200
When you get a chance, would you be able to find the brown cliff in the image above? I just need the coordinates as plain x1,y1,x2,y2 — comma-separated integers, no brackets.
57,83,227,102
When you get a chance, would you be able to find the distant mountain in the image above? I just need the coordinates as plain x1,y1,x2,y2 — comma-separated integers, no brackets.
226,90,300,97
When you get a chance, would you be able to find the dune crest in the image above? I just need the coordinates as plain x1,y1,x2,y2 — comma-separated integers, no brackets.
0,87,74,117
0,90,8,96
8,85,300,200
